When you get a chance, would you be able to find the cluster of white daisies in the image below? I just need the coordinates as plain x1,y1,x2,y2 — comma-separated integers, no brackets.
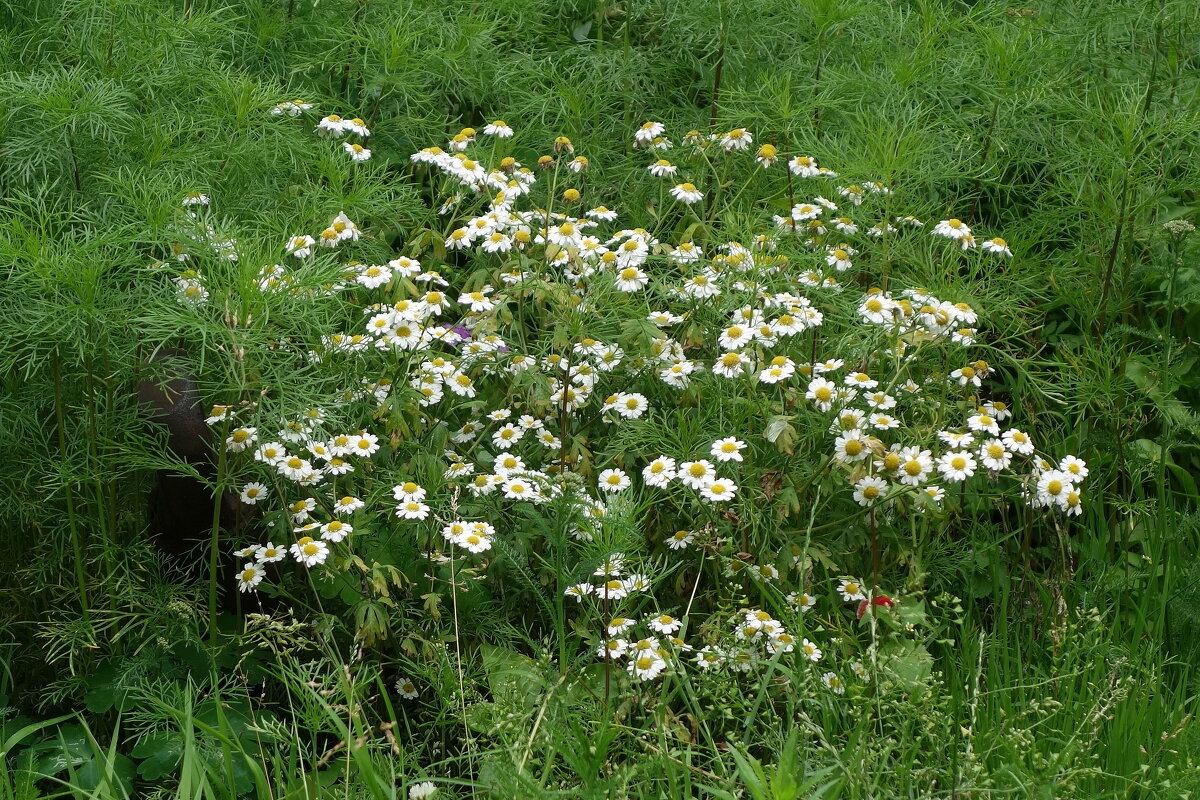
167,113,1085,680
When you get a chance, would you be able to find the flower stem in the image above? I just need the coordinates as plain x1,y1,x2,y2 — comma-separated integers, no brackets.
53,352,89,624
208,429,228,647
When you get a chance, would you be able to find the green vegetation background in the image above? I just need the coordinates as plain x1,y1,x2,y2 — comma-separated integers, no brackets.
1,0,1198,797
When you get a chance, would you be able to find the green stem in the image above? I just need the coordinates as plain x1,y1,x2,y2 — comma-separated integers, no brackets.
53,353,89,624
208,429,229,646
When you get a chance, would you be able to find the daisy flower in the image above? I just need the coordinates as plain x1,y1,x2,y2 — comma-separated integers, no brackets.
669,183,703,205
821,672,845,695
344,142,372,161
938,451,977,483
1061,486,1084,516
316,114,346,136
494,453,526,474
1036,471,1073,507
614,266,649,292
665,529,694,550
869,413,899,431
759,358,796,384
721,128,752,151
712,351,751,378
290,537,330,567
833,430,871,463
289,497,316,523
628,653,667,681
457,527,493,553
806,377,838,412
236,563,264,592
647,159,677,177
395,501,430,520
788,155,820,177
395,678,419,700
642,456,677,488
967,413,1001,436
700,479,738,502
239,482,268,505
587,206,618,222
648,614,682,635
950,365,983,387
350,432,380,457
502,477,534,500
320,520,352,542
483,120,514,137
278,456,314,482
393,482,426,502
226,427,257,453
598,638,629,659
788,592,817,612
800,638,823,662
853,476,888,506
595,579,628,601
635,121,665,145
791,202,822,221
979,440,1012,471
1002,429,1035,455
933,218,972,240
285,235,315,258
1059,455,1089,481
981,237,1012,257
564,584,594,602
255,542,286,563
254,442,287,465
897,447,933,486
678,459,717,490
695,647,724,670
613,392,650,419
598,468,631,493
718,324,754,350
837,577,867,602
710,437,746,462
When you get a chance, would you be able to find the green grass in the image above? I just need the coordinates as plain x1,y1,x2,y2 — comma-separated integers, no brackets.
1,0,1199,798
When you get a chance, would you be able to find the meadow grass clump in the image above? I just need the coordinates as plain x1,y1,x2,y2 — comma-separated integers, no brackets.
1,1,1199,798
